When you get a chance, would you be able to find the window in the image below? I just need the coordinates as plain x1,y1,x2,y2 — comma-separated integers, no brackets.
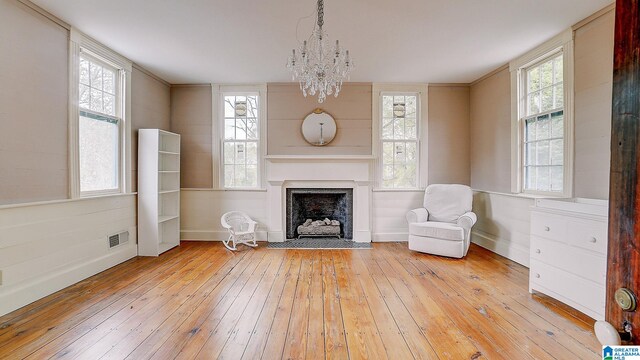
522,53,564,193
380,93,419,188
70,28,132,198
222,94,260,188
78,53,122,193
511,29,573,196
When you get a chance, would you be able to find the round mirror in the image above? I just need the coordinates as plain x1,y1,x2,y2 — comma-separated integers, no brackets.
301,109,337,146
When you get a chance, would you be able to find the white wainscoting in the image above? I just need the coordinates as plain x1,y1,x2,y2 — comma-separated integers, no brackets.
0,194,137,316
471,190,534,267
181,188,424,243
372,190,424,242
180,189,269,241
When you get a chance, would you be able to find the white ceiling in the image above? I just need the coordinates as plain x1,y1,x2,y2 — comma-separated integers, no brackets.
31,0,613,84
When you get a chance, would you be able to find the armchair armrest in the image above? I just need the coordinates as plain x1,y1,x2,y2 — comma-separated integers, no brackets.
406,208,429,224
457,211,477,230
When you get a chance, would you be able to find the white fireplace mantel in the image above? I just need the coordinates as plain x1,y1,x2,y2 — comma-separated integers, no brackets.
265,156,373,242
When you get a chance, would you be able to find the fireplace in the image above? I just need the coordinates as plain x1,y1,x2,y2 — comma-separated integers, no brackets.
285,188,353,240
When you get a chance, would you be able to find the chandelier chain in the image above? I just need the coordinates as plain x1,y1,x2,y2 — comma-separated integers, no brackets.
317,0,324,29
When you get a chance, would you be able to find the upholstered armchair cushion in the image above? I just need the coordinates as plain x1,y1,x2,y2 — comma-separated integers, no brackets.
423,184,472,223
409,222,464,241
406,208,429,224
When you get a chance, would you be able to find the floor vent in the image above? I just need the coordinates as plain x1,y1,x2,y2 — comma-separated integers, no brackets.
108,231,129,248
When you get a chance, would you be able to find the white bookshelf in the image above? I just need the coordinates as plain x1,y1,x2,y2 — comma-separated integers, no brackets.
138,129,181,256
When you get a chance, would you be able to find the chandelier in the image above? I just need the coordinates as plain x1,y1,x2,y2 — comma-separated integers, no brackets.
286,0,354,103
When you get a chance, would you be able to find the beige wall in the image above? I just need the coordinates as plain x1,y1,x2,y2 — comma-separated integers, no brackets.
267,83,372,155
0,0,69,205
428,85,471,185
170,85,213,188
469,67,512,193
131,67,171,191
573,9,614,199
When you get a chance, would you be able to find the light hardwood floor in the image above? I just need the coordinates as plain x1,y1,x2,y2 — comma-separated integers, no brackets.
0,242,600,359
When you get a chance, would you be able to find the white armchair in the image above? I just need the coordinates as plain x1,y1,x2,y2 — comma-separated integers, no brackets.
406,184,477,258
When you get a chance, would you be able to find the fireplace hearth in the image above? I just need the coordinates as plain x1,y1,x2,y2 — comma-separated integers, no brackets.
286,188,353,240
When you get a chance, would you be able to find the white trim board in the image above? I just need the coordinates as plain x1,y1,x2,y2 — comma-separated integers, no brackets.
471,229,530,267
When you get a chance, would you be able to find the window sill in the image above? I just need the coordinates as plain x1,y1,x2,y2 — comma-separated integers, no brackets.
472,189,563,199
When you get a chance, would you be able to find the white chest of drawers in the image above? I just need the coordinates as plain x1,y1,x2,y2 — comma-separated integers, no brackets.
529,198,608,320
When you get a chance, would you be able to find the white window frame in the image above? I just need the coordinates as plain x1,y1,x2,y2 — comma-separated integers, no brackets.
510,29,574,197
212,84,267,190
372,84,428,190
69,28,132,198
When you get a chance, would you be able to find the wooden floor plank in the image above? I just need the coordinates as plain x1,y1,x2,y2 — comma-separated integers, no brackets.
0,242,602,360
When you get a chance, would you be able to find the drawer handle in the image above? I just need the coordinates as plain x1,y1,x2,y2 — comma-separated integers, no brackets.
544,226,550,232
535,249,541,254
590,237,597,243
535,273,541,278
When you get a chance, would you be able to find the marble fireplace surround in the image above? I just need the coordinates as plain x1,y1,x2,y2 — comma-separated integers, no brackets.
265,156,373,242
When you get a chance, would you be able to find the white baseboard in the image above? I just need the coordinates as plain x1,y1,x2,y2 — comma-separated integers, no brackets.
0,244,137,317
471,229,530,267
373,232,408,242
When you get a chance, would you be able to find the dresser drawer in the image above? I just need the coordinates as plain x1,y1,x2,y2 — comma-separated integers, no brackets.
531,212,567,242
531,236,606,285
530,259,605,318
567,219,608,255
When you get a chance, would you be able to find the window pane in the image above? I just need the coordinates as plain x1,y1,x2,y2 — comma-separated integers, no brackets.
526,142,536,166
536,114,550,139
540,61,553,88
525,167,535,190
80,58,90,86
551,139,563,165
527,67,540,93
406,142,417,162
246,142,257,164
553,55,563,83
224,97,235,118
79,84,90,109
224,165,234,187
405,96,417,118
551,112,564,138
246,118,258,140
246,96,258,118
550,166,563,192
103,69,115,95
234,119,247,140
225,119,235,140
541,87,553,112
405,117,417,140
382,118,394,139
234,164,246,186
553,83,564,109
394,142,406,163
90,63,103,90
382,142,393,164
79,116,119,192
90,88,103,113
393,118,405,140
536,140,550,165
245,165,258,187
223,142,234,164
528,91,540,115
525,118,537,141
536,166,550,191
382,96,393,118
234,143,245,164
103,94,115,116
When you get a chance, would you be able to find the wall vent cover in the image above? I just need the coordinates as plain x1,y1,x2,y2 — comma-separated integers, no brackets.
108,231,129,248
